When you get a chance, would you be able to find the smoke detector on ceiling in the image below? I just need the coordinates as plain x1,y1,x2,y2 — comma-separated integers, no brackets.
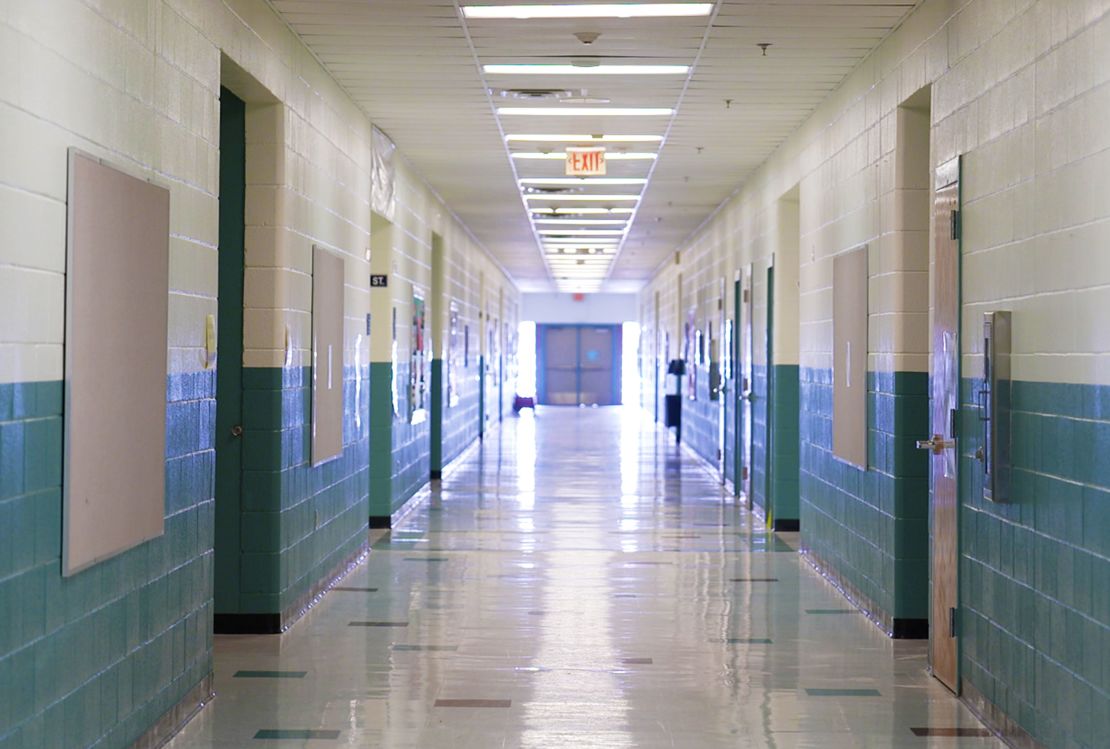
574,31,601,45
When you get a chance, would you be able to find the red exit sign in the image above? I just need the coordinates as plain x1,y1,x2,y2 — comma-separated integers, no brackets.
565,147,606,176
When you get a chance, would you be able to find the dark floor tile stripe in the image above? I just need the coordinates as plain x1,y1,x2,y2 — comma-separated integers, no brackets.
622,657,653,664
391,644,458,652
434,699,512,708
726,638,773,644
331,587,379,592
254,729,340,739
349,621,409,627
909,727,992,737
234,671,307,679
405,557,449,562
805,688,881,697
805,608,857,614
730,578,779,582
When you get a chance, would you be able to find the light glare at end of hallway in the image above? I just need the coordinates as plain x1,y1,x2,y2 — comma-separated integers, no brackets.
463,4,713,19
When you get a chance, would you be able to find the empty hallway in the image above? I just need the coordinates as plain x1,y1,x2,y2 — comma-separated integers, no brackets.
167,408,1000,748
3,0,1110,747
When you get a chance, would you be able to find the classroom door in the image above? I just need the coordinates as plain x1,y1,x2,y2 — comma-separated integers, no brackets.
724,279,738,491
740,266,754,506
925,169,961,693
214,87,245,617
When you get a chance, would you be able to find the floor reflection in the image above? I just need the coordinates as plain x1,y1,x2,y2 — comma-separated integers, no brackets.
169,407,1000,748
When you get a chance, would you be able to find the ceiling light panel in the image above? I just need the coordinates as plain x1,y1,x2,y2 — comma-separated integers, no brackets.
463,4,712,19
498,107,673,117
506,134,664,143
535,219,628,226
538,229,626,236
532,207,635,215
512,152,657,160
485,64,689,75
520,178,646,185
524,194,640,201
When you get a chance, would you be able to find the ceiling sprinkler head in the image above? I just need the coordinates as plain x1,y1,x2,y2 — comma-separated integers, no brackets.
574,31,602,45
757,43,772,56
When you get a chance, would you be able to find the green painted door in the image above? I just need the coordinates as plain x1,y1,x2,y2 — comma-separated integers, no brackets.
765,265,775,528
215,88,246,613
727,278,741,495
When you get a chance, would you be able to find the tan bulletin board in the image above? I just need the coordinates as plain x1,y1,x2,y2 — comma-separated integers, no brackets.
63,150,170,576
832,246,868,468
312,246,345,466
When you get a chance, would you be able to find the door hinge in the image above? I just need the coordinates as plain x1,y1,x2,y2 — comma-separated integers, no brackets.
950,408,959,439
741,467,749,480
950,209,961,241
949,606,958,638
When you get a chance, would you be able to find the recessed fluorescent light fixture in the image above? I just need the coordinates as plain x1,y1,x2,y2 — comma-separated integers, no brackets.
506,134,663,143
485,64,689,75
535,219,628,226
525,194,640,201
512,152,657,160
548,207,635,214
533,207,634,215
538,229,626,236
500,107,672,117
463,4,712,19
520,178,646,185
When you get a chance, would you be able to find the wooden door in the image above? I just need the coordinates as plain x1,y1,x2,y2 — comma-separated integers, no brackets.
928,168,961,692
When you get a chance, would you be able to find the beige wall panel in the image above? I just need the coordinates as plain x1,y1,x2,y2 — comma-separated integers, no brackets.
63,151,169,576
832,246,868,468
312,246,345,465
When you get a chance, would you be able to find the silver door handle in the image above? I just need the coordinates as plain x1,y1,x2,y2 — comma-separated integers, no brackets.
916,434,955,454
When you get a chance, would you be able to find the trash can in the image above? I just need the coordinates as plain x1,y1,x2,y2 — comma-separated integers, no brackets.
664,359,685,442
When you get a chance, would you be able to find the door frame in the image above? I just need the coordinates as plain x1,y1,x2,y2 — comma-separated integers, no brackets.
740,264,754,507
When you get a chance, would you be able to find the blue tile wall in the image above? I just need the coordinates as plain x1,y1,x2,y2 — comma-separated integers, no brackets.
682,367,720,466
958,378,1110,749
440,360,481,469
799,368,929,626
0,375,213,749
239,366,370,614
369,361,430,519
752,364,769,514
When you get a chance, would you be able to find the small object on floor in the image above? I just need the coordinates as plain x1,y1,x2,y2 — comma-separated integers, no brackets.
512,395,535,413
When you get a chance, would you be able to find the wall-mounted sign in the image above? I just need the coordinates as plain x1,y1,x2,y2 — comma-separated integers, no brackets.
371,274,388,287
566,147,606,176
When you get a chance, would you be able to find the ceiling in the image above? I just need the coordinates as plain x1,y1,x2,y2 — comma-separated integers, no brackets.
269,1,920,292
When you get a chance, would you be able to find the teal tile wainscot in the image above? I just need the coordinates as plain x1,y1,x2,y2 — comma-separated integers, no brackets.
0,375,213,748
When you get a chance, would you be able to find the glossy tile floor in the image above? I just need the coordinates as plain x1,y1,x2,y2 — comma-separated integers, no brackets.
169,407,1001,748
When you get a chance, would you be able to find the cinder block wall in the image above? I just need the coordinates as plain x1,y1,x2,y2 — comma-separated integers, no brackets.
641,1,1110,745
0,0,515,746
